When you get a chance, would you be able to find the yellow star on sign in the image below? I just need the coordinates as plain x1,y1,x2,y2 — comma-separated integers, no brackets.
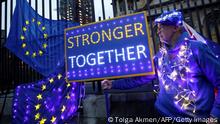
32,52,36,58
43,33,48,39
35,104,41,110
50,116,56,123
23,27,27,32
61,105,66,113
41,85,46,91
25,20,29,25
20,35,25,40
43,43,47,49
22,43,26,48
37,21,41,25
57,74,62,80
37,94,42,100
35,113,40,120
25,51,29,55
39,118,46,124
42,26,46,30
39,50,43,56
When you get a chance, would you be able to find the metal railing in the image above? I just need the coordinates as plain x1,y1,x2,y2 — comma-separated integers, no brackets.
145,0,220,50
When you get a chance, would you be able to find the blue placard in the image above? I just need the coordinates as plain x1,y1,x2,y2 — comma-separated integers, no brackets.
65,12,155,82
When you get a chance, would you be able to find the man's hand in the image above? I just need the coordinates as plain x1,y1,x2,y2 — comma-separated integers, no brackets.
101,79,113,90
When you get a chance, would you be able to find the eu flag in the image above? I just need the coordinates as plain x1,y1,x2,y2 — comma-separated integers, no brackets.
12,71,83,124
5,0,79,76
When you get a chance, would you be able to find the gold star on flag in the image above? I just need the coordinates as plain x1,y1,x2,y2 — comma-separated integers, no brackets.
39,118,46,124
61,105,66,113
41,85,46,91
39,50,43,56
32,52,36,58
35,113,40,120
20,35,25,40
37,21,41,25
22,43,26,48
23,27,27,32
25,20,29,25
35,104,41,110
50,116,56,123
49,78,54,83
66,94,70,99
43,33,48,39
57,74,62,80
32,18,35,22
42,26,46,30
43,43,47,49
25,51,29,55
66,83,71,87
37,94,42,100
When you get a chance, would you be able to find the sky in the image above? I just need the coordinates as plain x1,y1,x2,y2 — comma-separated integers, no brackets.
1,0,114,36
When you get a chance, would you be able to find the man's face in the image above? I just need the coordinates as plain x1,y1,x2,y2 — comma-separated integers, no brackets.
157,23,177,44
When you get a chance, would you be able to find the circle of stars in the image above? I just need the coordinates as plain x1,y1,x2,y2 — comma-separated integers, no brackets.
20,18,48,58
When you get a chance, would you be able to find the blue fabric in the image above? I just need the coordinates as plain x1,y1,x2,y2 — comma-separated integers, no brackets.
5,0,79,76
112,32,220,120
12,70,83,124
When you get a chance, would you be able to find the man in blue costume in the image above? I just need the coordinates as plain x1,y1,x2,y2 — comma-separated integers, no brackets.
102,10,220,122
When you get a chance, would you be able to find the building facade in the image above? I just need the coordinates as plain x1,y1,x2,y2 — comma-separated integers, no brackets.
60,0,95,24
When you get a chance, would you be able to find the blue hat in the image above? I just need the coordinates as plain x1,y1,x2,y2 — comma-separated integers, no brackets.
154,10,183,26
